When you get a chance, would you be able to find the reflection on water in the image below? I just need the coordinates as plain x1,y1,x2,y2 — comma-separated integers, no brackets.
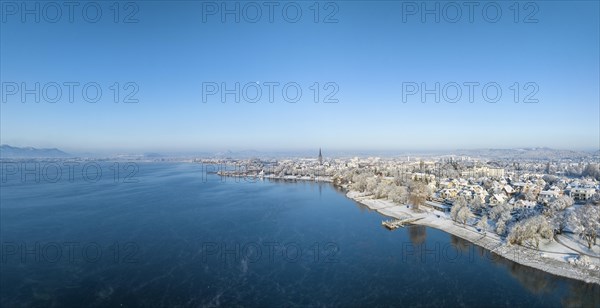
450,232,472,254
408,225,427,245
450,235,600,306
562,283,600,307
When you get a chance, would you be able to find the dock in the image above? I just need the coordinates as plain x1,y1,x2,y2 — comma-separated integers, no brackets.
381,217,423,230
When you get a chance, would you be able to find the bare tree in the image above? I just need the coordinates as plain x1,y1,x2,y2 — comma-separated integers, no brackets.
409,182,428,212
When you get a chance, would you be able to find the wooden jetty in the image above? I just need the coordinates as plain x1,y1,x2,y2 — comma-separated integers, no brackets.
381,217,423,230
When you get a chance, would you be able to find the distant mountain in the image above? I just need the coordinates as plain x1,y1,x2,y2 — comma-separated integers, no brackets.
454,147,593,160
143,152,165,158
213,150,263,159
0,145,71,158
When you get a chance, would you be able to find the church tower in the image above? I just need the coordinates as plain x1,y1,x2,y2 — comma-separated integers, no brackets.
318,148,323,165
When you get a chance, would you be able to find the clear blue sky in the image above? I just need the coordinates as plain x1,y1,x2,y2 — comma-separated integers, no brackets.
1,1,598,153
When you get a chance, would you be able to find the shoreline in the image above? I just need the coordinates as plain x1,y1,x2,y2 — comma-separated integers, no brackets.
217,173,334,183
344,190,600,285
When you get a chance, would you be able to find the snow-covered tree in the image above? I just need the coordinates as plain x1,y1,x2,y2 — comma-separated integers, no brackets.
450,196,472,225
572,204,600,249
495,215,510,236
366,176,379,194
542,175,559,185
547,196,574,213
470,196,485,214
477,215,489,235
454,195,468,209
374,183,391,199
590,192,600,205
582,163,600,180
551,209,572,235
351,173,370,192
489,202,512,221
457,206,473,225
513,207,537,222
490,203,514,236
566,165,583,177
482,178,493,190
388,185,408,204
508,215,553,248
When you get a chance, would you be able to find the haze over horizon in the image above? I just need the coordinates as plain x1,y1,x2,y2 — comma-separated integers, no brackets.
1,144,598,159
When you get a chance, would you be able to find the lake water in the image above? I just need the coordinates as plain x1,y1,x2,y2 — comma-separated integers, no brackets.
1,162,598,307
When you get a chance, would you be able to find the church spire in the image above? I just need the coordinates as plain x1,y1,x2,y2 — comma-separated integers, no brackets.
318,148,323,165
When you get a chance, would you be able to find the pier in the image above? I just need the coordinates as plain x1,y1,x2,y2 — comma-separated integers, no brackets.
381,217,423,230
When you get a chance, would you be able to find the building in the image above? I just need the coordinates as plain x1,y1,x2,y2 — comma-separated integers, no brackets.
424,201,451,213
487,193,507,206
569,187,596,201
440,188,458,200
538,190,560,204
460,166,505,178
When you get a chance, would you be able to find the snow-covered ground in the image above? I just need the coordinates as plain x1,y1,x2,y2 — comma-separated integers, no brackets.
557,233,600,257
346,190,600,285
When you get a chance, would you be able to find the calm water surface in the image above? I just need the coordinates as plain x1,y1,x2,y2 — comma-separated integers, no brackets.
1,162,598,307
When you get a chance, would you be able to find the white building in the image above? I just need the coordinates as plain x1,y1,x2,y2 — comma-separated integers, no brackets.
569,187,596,201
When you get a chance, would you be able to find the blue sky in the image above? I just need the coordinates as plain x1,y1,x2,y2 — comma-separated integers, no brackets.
1,1,599,153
